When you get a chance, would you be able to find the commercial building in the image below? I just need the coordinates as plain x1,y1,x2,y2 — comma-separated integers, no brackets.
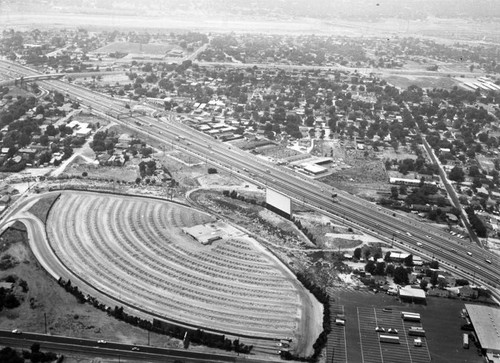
465,304,500,361
399,286,426,304
182,222,224,245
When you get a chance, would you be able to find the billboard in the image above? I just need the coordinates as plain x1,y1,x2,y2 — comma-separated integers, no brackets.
266,188,292,218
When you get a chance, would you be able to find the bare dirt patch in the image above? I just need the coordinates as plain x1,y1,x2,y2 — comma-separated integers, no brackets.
319,148,389,200
92,41,175,55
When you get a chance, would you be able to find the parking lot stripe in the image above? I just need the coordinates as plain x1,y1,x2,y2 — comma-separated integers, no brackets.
357,307,366,363
342,306,348,363
373,308,385,363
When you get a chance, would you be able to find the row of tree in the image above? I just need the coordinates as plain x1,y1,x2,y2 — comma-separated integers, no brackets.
280,272,330,362
56,277,252,353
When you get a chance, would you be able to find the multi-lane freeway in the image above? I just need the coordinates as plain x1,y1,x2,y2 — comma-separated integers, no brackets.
0,59,498,298
0,329,276,363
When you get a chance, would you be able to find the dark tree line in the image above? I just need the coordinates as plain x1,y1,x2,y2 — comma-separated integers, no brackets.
465,207,487,237
57,277,252,353
279,273,330,362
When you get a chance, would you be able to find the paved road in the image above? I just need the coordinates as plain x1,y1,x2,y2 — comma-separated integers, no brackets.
421,137,479,246
0,330,270,363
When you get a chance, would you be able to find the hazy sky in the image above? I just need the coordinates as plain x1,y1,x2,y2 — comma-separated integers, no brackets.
1,0,499,19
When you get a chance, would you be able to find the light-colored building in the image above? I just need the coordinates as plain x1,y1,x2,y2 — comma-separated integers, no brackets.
465,304,500,355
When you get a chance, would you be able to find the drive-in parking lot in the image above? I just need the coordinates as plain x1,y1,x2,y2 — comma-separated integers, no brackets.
327,287,484,363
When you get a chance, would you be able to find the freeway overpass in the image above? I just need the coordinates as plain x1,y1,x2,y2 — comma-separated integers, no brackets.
0,73,65,87
0,59,498,299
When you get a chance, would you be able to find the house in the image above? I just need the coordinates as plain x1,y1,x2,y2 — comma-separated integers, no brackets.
18,148,37,161
118,133,132,144
0,195,10,204
427,288,450,298
459,285,478,299
98,153,112,165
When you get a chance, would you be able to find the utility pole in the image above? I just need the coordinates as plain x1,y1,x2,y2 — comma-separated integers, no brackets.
44,313,47,334
148,330,150,346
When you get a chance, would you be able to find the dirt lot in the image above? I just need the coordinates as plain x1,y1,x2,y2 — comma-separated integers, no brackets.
92,42,175,55
318,147,389,201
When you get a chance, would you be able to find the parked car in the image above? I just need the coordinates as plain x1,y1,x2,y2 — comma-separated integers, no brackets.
375,326,385,332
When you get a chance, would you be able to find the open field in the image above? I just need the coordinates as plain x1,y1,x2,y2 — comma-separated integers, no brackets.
385,75,460,90
44,191,322,355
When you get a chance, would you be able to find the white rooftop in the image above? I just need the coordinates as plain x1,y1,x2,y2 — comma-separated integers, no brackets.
465,304,500,353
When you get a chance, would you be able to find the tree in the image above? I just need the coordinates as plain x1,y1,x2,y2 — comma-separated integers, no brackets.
35,105,44,115
419,280,428,291
45,124,58,136
449,166,465,183
353,247,362,260
0,347,24,363
390,186,399,199
430,271,439,286
30,343,40,354
385,264,395,276
469,165,481,177
429,260,439,269
365,260,376,274
393,266,409,285
403,254,413,267
374,262,386,276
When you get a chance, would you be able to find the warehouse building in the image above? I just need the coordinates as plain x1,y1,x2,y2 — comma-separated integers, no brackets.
465,304,500,361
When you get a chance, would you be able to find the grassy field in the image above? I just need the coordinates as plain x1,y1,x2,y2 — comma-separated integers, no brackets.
27,193,61,224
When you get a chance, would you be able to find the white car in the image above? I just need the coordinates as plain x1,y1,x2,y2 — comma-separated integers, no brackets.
12,329,22,334
97,340,107,344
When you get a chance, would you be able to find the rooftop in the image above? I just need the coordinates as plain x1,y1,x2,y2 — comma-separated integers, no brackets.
465,304,500,353
399,286,426,300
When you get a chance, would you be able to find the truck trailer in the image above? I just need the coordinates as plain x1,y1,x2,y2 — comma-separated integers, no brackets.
463,333,469,349
379,334,400,344
408,327,426,337
401,312,421,322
